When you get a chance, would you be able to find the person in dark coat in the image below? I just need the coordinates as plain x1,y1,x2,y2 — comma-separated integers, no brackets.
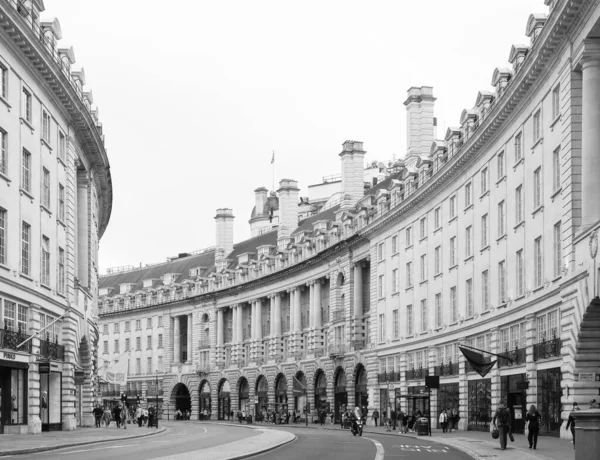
397,409,405,432
525,405,541,449
566,402,579,448
113,404,123,428
92,404,103,427
492,400,512,451
390,408,397,430
372,409,379,427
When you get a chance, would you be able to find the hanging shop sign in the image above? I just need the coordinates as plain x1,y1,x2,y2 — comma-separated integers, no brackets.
74,370,86,385
39,362,51,374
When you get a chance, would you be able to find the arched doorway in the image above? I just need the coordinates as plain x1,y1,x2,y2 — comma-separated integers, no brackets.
314,369,328,413
171,383,191,418
275,374,288,414
198,380,211,420
256,376,269,421
294,371,307,415
355,364,368,411
238,377,250,415
334,367,347,423
218,379,231,420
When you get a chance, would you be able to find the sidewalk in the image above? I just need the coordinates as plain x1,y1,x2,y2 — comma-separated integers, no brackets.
0,424,166,457
238,420,573,460
152,424,295,460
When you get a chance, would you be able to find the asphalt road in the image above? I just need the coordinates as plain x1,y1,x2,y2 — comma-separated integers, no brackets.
25,422,257,460
251,426,474,460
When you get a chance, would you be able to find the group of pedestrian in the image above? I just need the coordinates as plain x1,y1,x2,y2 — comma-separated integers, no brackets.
92,403,157,428
438,407,459,433
175,408,191,420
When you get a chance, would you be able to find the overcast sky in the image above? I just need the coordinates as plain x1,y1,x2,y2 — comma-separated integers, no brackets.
48,0,545,272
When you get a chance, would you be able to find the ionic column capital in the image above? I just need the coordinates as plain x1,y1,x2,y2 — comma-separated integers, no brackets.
582,38,600,68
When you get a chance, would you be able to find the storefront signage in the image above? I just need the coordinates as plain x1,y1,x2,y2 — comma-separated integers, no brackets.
39,362,51,374
2,351,30,364
74,370,86,385
579,373,596,382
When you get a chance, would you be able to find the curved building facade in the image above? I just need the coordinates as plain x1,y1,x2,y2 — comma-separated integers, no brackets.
98,0,599,439
0,2,112,433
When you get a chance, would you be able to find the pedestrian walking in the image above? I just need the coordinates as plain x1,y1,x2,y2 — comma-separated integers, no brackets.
525,405,541,449
92,404,103,427
450,407,459,432
492,400,512,450
397,409,405,433
566,402,579,448
372,409,379,427
390,408,397,431
439,409,449,433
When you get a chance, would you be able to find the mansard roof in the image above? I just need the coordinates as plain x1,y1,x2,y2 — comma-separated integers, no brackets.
99,249,216,296
292,204,341,236
224,230,278,270
365,171,403,197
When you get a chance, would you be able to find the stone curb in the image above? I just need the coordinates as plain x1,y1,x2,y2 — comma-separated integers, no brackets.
0,426,166,457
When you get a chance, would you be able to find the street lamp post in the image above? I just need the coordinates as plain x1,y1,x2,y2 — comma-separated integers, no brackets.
155,369,159,429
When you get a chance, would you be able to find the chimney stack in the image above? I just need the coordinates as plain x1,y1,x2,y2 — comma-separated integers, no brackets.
404,86,436,157
254,187,268,217
339,140,366,209
214,208,234,270
276,179,300,246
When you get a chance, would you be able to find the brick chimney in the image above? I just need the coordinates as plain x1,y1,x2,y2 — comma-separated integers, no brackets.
339,140,366,209
214,208,234,270
404,86,436,157
277,179,299,245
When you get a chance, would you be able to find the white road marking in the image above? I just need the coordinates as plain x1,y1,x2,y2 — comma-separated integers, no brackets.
364,437,385,460
58,443,140,454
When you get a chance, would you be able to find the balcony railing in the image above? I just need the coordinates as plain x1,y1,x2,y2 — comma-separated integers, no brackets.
434,362,459,377
329,344,346,357
331,309,345,323
498,347,526,368
101,388,120,397
405,367,429,380
196,363,211,375
39,337,65,360
255,356,265,366
0,328,32,353
236,357,248,368
377,371,401,383
533,337,561,361
292,350,306,361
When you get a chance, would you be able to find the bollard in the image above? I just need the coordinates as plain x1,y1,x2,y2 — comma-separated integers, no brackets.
573,408,600,460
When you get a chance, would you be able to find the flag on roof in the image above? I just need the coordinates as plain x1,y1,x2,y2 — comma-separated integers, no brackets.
271,151,275,164
459,346,496,378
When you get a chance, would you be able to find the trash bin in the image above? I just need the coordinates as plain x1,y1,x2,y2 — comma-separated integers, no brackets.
246,414,253,424
417,417,429,435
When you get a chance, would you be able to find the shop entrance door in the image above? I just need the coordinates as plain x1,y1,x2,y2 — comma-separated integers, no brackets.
0,367,6,434
508,391,526,434
334,390,347,424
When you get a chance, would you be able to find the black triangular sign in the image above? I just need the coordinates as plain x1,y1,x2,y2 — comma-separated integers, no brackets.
459,346,497,378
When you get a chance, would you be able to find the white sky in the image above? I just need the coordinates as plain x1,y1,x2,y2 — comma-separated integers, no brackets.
47,0,545,271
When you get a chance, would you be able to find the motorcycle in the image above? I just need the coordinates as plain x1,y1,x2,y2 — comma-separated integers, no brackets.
350,417,364,436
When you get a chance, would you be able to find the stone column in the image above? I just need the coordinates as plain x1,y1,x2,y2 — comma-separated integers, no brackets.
294,288,302,333
232,305,238,344
28,305,42,434
308,282,315,349
314,280,323,351
353,264,363,344
173,315,181,363
273,294,282,358
289,289,296,333
256,300,263,341
237,303,243,360
187,313,192,363
581,39,600,228
217,309,224,347
573,409,600,460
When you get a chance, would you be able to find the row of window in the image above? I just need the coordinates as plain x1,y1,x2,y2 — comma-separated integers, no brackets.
378,154,561,267
102,317,163,334
0,213,66,292
103,334,164,354
378,223,561,306
380,311,559,369
1,298,62,343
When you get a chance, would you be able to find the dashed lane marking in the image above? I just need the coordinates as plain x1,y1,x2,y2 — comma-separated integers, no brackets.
364,437,385,460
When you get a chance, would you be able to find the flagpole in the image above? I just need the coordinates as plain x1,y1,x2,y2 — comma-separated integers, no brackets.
272,150,275,191
16,308,71,349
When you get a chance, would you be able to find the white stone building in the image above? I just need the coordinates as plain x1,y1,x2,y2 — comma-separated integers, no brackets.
98,0,600,439
0,1,112,433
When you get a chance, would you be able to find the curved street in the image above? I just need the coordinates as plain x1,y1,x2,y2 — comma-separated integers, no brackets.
21,422,474,460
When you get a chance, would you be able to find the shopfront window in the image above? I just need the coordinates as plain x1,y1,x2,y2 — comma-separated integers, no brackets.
468,379,491,431
0,367,27,430
537,368,562,437
40,372,62,429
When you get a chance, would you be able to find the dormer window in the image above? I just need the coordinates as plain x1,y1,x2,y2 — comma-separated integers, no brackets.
120,283,135,295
